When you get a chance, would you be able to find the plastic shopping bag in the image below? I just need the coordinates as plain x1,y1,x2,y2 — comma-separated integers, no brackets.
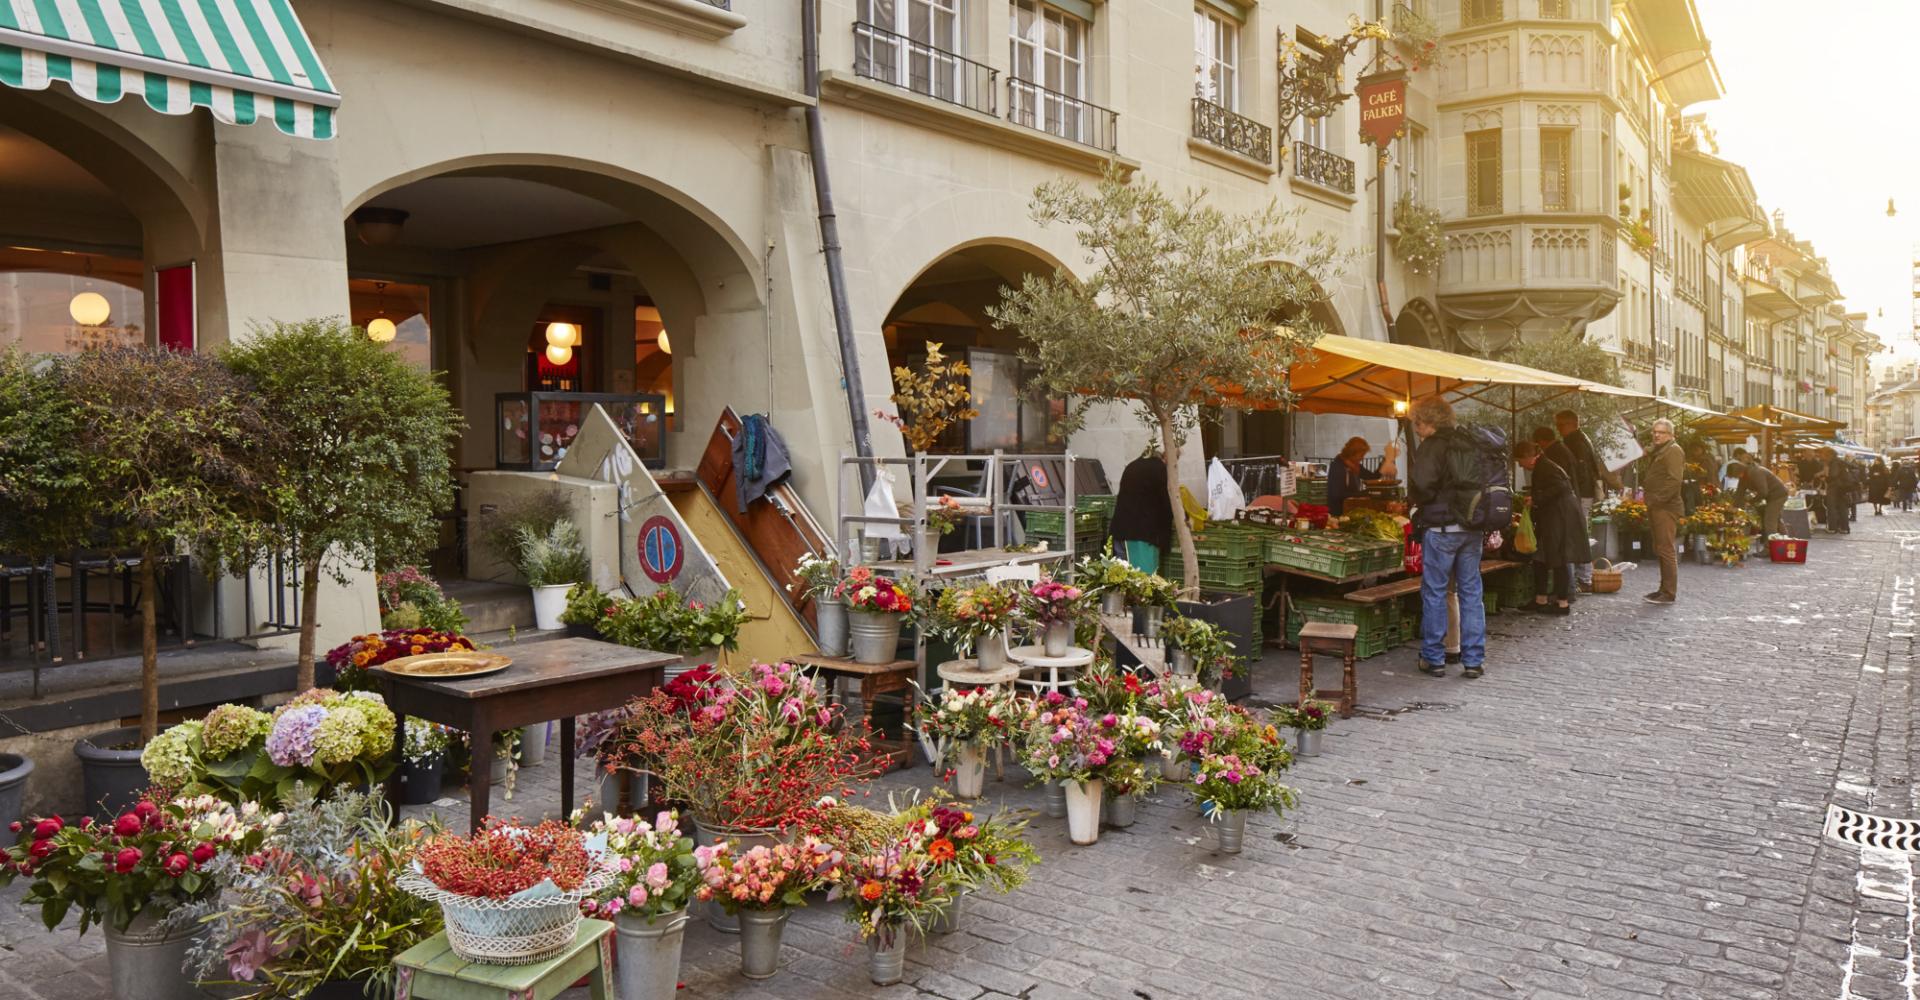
1207,458,1248,521
1514,507,1537,555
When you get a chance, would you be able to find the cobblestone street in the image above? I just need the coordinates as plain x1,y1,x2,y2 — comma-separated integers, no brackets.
5,512,1917,1000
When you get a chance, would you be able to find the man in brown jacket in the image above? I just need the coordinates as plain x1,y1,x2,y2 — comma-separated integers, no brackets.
1642,418,1685,604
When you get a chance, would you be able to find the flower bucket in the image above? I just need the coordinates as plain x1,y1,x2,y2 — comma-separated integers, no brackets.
930,892,967,935
815,598,850,657
1100,591,1127,616
531,584,570,631
952,742,987,799
104,910,203,1000
1138,606,1165,639
737,909,789,979
868,927,909,985
0,752,34,836
692,821,781,934
1043,781,1067,818
1168,649,1195,678
1295,728,1323,757
976,630,1009,670
519,720,550,768
1160,751,1185,782
1104,789,1137,829
920,528,942,559
1213,809,1248,855
398,755,445,806
616,907,689,1000
1042,622,1073,657
592,768,649,815
1063,778,1103,845
848,609,904,665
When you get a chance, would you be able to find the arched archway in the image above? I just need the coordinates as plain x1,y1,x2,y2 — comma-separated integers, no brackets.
1391,298,1446,352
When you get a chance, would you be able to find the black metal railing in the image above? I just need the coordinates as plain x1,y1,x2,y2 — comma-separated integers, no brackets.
1293,140,1355,194
853,21,997,116
1191,97,1271,164
1008,78,1118,151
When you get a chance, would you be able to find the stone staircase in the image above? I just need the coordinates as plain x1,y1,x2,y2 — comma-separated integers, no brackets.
441,579,538,634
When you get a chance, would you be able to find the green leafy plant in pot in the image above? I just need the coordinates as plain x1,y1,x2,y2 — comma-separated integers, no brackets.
517,519,591,630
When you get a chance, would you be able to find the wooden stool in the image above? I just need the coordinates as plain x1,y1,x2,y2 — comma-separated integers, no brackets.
1297,622,1358,718
791,653,920,770
395,919,613,1000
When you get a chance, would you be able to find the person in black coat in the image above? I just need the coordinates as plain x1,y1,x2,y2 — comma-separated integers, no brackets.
1514,440,1590,615
1896,462,1918,512
1868,460,1893,515
1108,451,1173,574
1553,411,1616,592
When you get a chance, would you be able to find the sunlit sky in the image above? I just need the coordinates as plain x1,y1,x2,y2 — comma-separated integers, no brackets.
1694,0,1920,367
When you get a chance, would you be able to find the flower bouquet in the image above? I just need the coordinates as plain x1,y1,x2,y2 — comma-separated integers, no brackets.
1094,710,1163,802
142,690,396,807
325,628,477,693
836,567,917,664
576,810,704,1000
1077,545,1140,614
696,837,843,979
377,566,469,635
1610,497,1649,533
1017,693,1115,844
924,581,1020,661
1189,709,1297,854
402,818,611,965
792,552,849,656
1022,578,1087,656
1686,499,1759,566
925,495,966,537
1273,699,1333,756
1160,615,1239,687
915,685,1019,798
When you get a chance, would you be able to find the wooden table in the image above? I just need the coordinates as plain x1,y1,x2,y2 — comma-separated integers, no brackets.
380,638,678,832
789,652,919,769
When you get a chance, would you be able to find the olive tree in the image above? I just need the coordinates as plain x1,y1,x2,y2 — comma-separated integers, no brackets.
224,319,463,690
990,170,1342,591
65,347,279,742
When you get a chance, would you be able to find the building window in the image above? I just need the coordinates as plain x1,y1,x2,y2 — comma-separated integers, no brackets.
1300,113,1328,150
1194,7,1239,110
1467,129,1502,216
1541,128,1571,212
1397,126,1426,203
1010,1,1088,142
857,0,965,104
1462,0,1503,26
1539,0,1570,18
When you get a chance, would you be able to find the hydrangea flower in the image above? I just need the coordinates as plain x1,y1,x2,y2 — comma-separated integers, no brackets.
140,720,202,788
267,705,327,767
201,705,272,759
311,710,369,766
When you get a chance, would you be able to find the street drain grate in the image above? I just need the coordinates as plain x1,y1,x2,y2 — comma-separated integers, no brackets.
1824,805,1920,852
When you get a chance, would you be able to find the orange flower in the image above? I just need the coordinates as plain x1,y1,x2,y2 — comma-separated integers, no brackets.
410,644,425,654
928,838,956,863
859,880,885,901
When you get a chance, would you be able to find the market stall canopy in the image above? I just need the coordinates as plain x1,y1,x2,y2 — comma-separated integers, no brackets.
0,0,338,139
1643,398,1779,444
1728,404,1844,435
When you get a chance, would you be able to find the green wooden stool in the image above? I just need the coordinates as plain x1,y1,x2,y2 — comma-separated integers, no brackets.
394,919,614,1000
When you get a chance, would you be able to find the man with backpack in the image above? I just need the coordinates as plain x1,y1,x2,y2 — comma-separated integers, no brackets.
1408,396,1509,679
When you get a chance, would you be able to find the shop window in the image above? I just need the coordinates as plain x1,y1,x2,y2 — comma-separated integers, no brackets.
1467,129,1502,216
967,347,1062,452
348,278,431,370
0,247,144,353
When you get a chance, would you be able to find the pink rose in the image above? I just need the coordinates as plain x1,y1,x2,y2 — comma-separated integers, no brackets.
627,885,649,907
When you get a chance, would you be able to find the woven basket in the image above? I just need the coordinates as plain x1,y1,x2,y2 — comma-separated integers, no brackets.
399,861,614,965
1590,558,1623,594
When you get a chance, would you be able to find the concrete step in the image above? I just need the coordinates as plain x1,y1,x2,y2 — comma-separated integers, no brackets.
442,579,536,634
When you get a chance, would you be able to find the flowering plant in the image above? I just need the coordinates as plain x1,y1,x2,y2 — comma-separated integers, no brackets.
1609,498,1649,532
835,566,916,615
184,787,441,998
1,794,282,933
416,819,595,900
1190,710,1297,820
1022,577,1087,630
1273,700,1334,732
1095,711,1164,797
325,628,476,693
143,690,395,807
790,552,844,601
1017,693,1115,785
403,717,454,765
923,582,1020,654
575,810,704,923
1077,546,1141,596
1075,660,1150,717
598,586,749,654
1122,571,1179,609
559,581,613,627
1160,615,1241,685
377,565,469,635
925,495,966,536
695,837,843,914
915,685,1019,753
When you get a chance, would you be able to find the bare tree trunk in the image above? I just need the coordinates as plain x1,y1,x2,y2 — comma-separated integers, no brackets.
298,558,322,691
1160,417,1200,595
139,558,159,744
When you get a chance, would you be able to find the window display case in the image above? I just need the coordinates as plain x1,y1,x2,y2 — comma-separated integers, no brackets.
495,392,667,471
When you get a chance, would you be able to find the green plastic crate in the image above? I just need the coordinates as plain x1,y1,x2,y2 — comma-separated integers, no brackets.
1077,494,1117,515
1290,595,1398,633
1027,510,1106,547
1284,612,1398,658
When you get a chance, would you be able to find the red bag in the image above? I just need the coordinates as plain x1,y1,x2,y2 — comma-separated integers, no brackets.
1402,522,1422,575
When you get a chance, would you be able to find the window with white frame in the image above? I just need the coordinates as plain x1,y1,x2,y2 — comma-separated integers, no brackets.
1194,7,1239,110
857,0,964,104
1010,1,1087,141
1397,125,1427,203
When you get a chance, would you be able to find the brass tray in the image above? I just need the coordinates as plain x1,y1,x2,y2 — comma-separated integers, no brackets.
379,650,512,679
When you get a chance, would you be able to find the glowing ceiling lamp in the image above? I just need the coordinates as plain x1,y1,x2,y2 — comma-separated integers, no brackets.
656,329,671,355
367,317,397,343
545,343,574,366
545,322,578,348
68,291,111,327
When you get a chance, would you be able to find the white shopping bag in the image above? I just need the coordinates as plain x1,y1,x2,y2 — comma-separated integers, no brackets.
863,472,906,541
1206,458,1247,520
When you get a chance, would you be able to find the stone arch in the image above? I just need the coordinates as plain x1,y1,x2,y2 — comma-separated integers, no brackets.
1392,298,1447,351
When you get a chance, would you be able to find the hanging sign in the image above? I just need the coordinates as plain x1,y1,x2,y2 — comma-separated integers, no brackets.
1356,70,1408,149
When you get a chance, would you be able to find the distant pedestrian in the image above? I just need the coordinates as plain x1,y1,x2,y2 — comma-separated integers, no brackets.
1642,419,1685,604
1896,462,1917,512
1868,460,1893,516
1727,461,1789,537
1409,396,1492,679
1818,448,1853,534
1514,440,1588,616
1109,447,1172,575
1553,410,1614,593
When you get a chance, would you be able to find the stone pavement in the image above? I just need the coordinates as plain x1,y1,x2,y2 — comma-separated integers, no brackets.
5,510,1918,1000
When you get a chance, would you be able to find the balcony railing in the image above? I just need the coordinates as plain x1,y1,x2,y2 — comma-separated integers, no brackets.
1191,97,1272,164
1293,141,1355,195
853,21,997,116
1008,78,1118,152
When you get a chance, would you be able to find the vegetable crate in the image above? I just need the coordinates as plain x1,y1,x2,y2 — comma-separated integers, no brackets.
1077,494,1117,516
1289,595,1398,633
1265,532,1401,579
1294,479,1329,505
1488,567,1534,607
1768,538,1808,563
1026,510,1106,548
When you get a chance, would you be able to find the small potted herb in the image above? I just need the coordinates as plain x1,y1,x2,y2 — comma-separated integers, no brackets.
515,519,590,630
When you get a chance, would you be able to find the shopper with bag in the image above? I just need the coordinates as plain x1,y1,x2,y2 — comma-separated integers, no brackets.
1326,436,1399,517
1514,441,1588,616
1408,396,1507,679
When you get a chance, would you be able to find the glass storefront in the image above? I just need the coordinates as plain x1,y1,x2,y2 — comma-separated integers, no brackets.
0,247,145,353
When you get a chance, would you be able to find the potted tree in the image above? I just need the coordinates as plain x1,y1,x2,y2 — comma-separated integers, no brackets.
223,319,462,693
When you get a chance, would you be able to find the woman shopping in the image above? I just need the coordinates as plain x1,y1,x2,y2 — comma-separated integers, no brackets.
1868,459,1893,517
1513,440,1589,616
1326,436,1400,517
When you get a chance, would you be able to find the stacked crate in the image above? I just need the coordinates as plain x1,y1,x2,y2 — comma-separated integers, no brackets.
1265,531,1403,580
1182,521,1271,594
1284,595,1403,659
1025,508,1108,550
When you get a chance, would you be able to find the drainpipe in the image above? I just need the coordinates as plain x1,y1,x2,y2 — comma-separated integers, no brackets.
1373,0,1394,339
802,0,876,487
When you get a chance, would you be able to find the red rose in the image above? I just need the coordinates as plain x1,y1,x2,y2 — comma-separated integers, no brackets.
133,801,159,821
32,817,62,840
28,839,54,860
112,813,144,838
114,847,143,873
163,853,191,878
7,821,19,833
191,842,217,865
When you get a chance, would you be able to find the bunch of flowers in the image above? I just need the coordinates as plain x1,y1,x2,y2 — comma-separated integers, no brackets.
575,810,704,923
1190,710,1297,820
923,582,1020,655
416,819,595,899
264,689,398,794
611,661,885,831
1160,615,1241,686
925,495,966,536
1,795,282,933
1022,577,1087,630
789,552,844,602
1610,498,1649,532
1095,710,1164,798
911,798,1037,896
1124,571,1180,609
1273,700,1334,733
916,685,1019,752
325,628,476,692
695,837,843,914
141,703,274,792
403,717,455,765
377,566,470,635
1076,545,1140,597
1017,693,1115,785
1075,661,1149,717
1165,685,1235,765
836,836,951,944
1684,499,1759,536
598,586,749,654
817,794,1036,944
836,566,916,616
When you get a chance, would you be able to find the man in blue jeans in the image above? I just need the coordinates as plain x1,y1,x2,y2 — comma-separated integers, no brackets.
1407,397,1487,678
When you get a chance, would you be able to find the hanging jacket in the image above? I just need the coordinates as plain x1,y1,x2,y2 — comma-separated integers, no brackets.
731,413,793,512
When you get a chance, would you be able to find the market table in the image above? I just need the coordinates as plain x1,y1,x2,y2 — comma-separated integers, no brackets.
380,637,678,832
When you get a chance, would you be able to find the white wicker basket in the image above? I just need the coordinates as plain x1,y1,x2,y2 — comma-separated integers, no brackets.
399,861,615,965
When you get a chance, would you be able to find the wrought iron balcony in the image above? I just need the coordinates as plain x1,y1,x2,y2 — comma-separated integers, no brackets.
1293,141,1355,195
1008,78,1118,152
853,21,997,116
1191,97,1271,165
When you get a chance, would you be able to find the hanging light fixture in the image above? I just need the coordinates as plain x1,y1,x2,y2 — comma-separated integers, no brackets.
545,321,578,347
68,257,110,326
656,329,671,355
545,343,573,366
366,281,396,342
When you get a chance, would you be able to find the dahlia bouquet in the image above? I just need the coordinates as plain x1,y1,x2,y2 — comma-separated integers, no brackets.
695,838,843,914
1021,577,1087,630
575,810,704,923
836,566,916,616
836,835,952,945
1017,693,1115,785
325,628,476,692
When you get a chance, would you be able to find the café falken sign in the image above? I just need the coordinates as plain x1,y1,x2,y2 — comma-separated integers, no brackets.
1355,69,1408,151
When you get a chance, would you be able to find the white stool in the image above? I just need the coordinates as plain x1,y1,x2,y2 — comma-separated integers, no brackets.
1007,645,1094,695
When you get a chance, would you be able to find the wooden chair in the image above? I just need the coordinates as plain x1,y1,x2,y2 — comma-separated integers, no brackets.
1296,622,1359,718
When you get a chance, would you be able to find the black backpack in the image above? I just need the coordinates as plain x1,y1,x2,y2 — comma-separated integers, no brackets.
1443,425,1513,532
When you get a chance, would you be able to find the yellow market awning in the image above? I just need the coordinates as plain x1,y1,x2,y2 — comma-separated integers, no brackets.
0,0,338,139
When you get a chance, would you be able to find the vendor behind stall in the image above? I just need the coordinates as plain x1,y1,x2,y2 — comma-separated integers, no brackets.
1326,436,1399,517
1726,460,1788,536
1109,448,1173,574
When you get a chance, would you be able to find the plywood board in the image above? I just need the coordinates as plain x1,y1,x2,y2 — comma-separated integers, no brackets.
667,486,815,668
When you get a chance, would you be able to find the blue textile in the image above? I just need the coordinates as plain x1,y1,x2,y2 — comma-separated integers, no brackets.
1420,528,1485,668
1123,540,1161,575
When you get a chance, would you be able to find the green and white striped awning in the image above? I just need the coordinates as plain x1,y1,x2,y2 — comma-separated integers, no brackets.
0,0,338,139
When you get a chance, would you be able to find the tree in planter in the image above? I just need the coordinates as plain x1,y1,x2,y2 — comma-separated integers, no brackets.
0,349,91,560
223,319,463,691
989,169,1343,591
1458,331,1630,455
66,347,280,743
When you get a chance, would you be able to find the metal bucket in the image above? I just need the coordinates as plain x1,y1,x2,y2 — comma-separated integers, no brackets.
1105,789,1137,829
1042,622,1073,657
1296,728,1323,757
1160,752,1185,781
815,598,850,657
976,630,1009,670
1140,606,1165,639
1043,781,1067,818
104,911,203,1000
1214,809,1248,854
693,821,781,933
737,909,789,979
848,609,904,665
616,908,689,1000
930,892,967,935
1168,649,1195,678
868,927,909,985
1100,591,1127,616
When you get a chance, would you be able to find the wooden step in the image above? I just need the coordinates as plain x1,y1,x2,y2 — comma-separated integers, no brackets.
441,579,536,633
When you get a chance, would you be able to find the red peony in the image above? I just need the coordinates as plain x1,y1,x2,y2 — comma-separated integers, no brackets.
133,801,159,821
191,842,217,865
32,818,62,840
163,853,191,878
112,813,144,838
29,838,54,860
114,847,142,873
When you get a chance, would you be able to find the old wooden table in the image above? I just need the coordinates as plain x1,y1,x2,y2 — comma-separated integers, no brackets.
380,637,678,831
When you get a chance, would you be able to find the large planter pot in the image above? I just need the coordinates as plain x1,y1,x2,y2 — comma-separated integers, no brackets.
1100,591,1127,616
0,752,33,835
75,726,148,818
1063,778,1103,845
1042,621,1073,657
518,720,550,769
398,755,445,806
692,821,781,933
1177,593,1257,701
615,908,689,1000
1212,809,1249,855
1295,729,1323,757
815,598,850,657
975,630,1009,670
1104,788,1138,829
951,741,987,799
530,584,570,631
104,909,203,1000
868,927,909,985
920,528,943,558
848,609,905,665
1042,781,1067,818
736,908,790,979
